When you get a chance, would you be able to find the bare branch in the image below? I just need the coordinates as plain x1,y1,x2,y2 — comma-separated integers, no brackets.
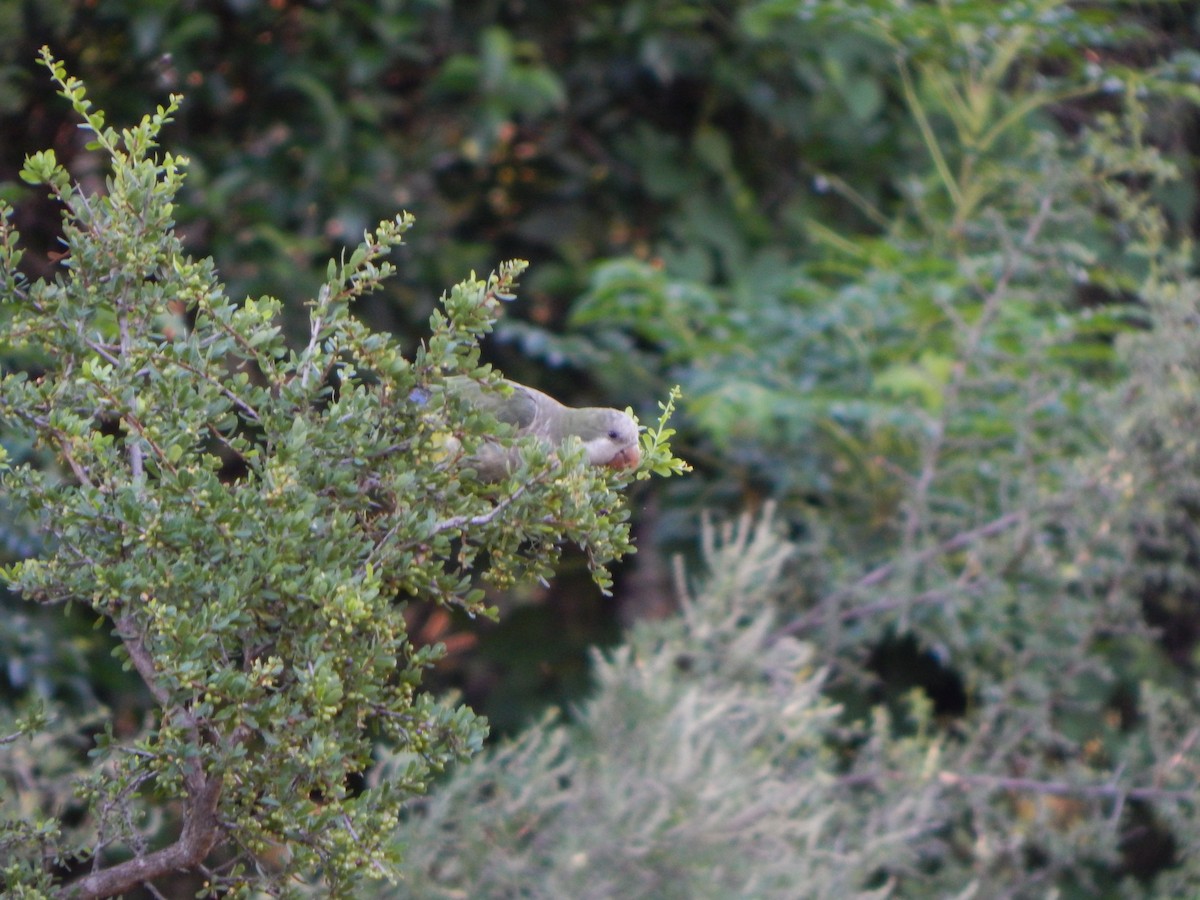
111,614,172,708
775,508,1027,638
937,771,1196,805
783,587,958,634
59,770,223,900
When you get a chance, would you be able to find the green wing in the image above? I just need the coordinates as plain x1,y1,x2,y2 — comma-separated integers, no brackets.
446,377,542,433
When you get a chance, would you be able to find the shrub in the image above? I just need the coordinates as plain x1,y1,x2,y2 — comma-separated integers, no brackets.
0,52,682,898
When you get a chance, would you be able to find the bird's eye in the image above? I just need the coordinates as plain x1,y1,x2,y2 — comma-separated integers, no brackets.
607,430,619,440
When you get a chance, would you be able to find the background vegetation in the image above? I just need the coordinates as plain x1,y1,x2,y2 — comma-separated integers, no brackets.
6,0,1200,897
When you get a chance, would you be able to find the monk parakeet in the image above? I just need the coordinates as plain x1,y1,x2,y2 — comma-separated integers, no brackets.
435,376,641,480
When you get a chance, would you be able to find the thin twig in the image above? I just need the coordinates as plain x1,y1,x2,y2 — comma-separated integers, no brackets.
1158,726,1200,786
340,814,391,877
937,771,1196,804
60,769,223,899
429,479,532,534
82,336,121,367
900,193,1056,553
52,431,96,489
362,471,537,572
298,285,328,389
775,508,1026,638
146,350,262,422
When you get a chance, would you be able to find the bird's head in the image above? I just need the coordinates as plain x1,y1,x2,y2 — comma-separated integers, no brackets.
576,408,641,471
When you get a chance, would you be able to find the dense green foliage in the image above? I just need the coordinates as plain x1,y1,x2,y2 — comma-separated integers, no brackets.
5,0,1200,897
0,54,681,897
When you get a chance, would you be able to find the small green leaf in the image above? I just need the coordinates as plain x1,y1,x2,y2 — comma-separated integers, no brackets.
19,150,59,185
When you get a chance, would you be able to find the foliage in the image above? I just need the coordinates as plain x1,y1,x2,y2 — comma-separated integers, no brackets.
0,0,951,344
385,2,1200,898
385,503,1200,899
4,1,1200,897
0,53,681,898
389,509,880,900
384,128,1200,892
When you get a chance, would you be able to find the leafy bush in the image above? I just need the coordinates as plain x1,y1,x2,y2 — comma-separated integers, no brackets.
0,53,682,898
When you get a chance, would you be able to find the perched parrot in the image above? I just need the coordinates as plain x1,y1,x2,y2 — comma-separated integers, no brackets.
430,376,641,480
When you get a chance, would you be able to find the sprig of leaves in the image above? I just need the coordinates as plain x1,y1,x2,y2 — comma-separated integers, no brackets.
636,384,691,480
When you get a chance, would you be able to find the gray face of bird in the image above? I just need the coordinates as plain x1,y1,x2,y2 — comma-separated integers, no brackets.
584,410,640,470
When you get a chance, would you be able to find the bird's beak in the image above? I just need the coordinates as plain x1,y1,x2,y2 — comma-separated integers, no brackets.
608,445,640,470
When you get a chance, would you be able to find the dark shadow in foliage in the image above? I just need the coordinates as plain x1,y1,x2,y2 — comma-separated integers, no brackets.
866,631,968,720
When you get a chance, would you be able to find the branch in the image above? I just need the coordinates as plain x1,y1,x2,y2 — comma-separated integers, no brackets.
64,615,242,898
854,509,1023,597
837,768,1196,806
429,478,532,534
362,471,536,573
111,614,216,750
52,430,97,490
59,769,223,900
936,771,1196,805
112,408,174,476
146,350,262,423
775,508,1026,638
112,614,173,709
898,191,1055,553
298,284,329,389
784,587,958,634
